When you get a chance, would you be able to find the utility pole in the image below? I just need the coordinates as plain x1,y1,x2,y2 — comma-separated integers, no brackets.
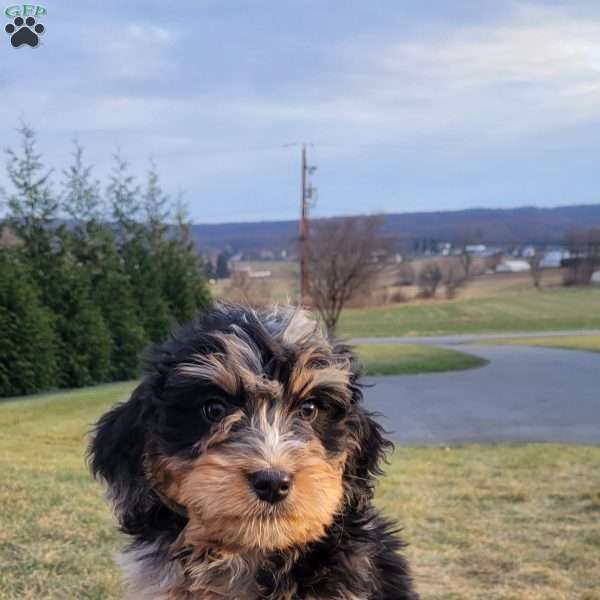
299,144,317,307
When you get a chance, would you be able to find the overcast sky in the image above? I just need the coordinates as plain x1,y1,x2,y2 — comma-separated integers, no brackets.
2,1,600,223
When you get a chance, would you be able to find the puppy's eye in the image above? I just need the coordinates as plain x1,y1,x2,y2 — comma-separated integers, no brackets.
203,400,228,423
298,400,318,422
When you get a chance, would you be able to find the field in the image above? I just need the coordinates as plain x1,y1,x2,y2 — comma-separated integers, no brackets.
381,445,600,600
211,266,600,339
1,385,599,599
355,344,486,375
212,265,566,307
339,287,600,338
211,261,299,305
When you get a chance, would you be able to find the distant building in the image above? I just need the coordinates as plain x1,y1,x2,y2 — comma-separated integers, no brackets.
440,242,452,256
232,263,272,278
496,259,531,273
541,250,570,268
249,270,272,279
522,246,536,258
465,244,487,254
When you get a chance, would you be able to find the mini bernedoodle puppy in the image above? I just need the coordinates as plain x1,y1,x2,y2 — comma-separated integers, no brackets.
89,304,419,600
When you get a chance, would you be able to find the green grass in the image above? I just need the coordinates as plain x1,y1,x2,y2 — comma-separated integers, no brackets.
356,344,486,375
481,334,600,353
0,382,135,600
380,445,600,600
1,385,599,599
338,287,600,338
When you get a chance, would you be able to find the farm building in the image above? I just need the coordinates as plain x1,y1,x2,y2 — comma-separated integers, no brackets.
496,259,531,273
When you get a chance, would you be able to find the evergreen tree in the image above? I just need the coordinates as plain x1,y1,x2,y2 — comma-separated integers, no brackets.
161,240,211,323
144,158,170,247
107,151,173,342
94,262,147,380
5,121,58,263
61,139,103,247
161,195,211,323
61,143,146,379
5,130,113,387
216,252,231,279
0,252,58,396
42,253,113,387
1,129,211,395
107,148,141,239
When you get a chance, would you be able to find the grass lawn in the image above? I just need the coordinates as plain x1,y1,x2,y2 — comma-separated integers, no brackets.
481,334,600,353
338,287,600,338
380,445,600,600
1,385,599,599
356,344,486,375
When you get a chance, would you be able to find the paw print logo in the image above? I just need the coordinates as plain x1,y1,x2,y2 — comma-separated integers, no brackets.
5,16,45,47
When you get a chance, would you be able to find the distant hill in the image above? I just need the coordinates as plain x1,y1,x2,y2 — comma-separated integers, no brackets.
191,204,600,255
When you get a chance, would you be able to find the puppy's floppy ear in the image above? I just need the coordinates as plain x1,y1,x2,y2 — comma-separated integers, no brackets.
348,401,392,498
335,343,393,505
88,381,159,534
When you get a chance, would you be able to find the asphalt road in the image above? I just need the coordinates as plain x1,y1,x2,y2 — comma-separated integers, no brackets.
364,345,600,445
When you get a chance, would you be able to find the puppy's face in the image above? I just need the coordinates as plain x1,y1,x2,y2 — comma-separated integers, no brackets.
150,329,352,552
90,307,383,554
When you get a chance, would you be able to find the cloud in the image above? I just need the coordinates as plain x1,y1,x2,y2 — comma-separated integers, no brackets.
128,24,174,44
218,4,600,145
3,2,600,222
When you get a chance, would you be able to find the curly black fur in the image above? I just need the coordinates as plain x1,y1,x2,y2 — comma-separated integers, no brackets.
89,304,419,599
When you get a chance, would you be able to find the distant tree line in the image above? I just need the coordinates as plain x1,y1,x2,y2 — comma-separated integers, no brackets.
0,123,210,397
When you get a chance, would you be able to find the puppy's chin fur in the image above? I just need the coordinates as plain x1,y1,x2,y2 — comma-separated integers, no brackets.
89,304,419,600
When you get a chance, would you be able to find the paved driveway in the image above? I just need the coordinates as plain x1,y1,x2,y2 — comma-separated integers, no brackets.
364,345,600,445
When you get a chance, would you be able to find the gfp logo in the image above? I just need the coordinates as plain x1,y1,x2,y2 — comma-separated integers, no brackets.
4,4,46,47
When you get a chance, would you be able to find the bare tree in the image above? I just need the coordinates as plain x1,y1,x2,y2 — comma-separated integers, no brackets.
458,249,473,279
308,216,392,337
443,261,467,299
417,261,443,298
484,251,503,273
528,253,544,289
395,262,416,286
564,228,600,285
455,226,483,279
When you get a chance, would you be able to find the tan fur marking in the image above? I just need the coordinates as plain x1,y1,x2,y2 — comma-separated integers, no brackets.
177,352,240,395
288,347,352,403
172,437,344,554
176,333,284,398
278,308,320,345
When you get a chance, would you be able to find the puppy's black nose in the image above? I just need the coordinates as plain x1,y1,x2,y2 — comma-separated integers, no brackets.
248,469,291,503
